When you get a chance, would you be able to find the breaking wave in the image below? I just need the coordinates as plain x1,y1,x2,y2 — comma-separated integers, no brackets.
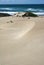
0,7,44,16
26,8,44,12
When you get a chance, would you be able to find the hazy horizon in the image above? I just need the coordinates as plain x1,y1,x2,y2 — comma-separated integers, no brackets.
0,0,44,4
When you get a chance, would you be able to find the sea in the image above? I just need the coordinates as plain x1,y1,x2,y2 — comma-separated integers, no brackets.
0,4,44,16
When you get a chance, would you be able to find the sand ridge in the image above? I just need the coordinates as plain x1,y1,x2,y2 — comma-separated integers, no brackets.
0,17,35,39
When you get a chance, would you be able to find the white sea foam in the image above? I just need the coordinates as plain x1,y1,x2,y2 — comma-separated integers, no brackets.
26,8,44,12
26,8,37,11
0,8,13,11
0,11,18,15
34,12,44,16
0,11,44,16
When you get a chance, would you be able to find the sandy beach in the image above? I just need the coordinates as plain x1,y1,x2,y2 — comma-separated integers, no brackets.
0,15,44,65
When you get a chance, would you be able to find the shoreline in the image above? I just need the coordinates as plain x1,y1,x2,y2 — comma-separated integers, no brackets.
0,12,44,17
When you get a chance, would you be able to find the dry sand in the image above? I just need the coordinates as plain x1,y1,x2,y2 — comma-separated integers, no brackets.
0,16,44,65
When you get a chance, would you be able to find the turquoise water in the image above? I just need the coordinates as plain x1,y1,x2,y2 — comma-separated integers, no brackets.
0,4,44,15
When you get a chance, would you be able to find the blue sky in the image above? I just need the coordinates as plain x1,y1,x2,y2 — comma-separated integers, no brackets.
0,0,44,4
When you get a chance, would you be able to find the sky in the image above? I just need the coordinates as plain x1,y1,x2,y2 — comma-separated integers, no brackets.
0,0,44,4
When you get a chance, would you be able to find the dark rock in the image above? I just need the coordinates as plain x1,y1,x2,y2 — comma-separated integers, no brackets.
0,13,11,17
22,12,38,17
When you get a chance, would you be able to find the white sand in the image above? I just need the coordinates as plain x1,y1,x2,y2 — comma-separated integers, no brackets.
0,16,44,65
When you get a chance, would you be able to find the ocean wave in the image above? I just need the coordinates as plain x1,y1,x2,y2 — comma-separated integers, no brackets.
1,8,11,10
0,11,18,15
0,11,44,16
34,12,44,16
0,7,44,13
26,8,44,12
0,8,18,11
0,7,44,16
0,8,25,12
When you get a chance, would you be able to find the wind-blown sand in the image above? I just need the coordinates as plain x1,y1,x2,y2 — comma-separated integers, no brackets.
0,16,44,65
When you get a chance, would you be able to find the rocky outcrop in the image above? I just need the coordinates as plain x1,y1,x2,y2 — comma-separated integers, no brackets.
0,13,11,17
22,12,38,17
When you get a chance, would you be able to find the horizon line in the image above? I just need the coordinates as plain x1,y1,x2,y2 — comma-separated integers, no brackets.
0,3,44,5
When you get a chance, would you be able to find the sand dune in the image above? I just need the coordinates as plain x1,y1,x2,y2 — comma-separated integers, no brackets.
0,16,44,65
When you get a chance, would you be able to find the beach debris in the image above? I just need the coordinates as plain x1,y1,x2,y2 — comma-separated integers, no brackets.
9,20,13,23
14,12,25,17
7,20,13,23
